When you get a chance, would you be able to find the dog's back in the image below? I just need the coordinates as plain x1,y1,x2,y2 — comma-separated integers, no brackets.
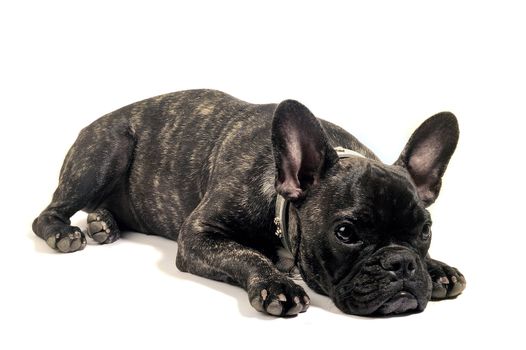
108,89,278,239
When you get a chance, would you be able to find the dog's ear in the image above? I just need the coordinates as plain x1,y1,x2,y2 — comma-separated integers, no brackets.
395,112,459,207
272,100,338,201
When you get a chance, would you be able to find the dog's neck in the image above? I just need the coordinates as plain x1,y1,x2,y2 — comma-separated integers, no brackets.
274,147,366,255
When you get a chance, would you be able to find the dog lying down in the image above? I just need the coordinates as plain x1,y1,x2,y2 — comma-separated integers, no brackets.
33,89,465,316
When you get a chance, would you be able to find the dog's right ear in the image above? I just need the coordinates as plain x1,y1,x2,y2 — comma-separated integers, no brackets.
272,100,338,201
394,112,459,207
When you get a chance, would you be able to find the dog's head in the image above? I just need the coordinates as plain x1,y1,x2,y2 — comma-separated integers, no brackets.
271,100,459,316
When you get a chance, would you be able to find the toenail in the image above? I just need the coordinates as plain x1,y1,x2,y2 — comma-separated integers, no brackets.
438,276,449,284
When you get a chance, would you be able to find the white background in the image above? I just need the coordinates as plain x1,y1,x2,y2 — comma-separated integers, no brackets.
1,1,525,349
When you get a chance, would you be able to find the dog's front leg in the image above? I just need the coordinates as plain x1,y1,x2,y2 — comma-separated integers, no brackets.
176,216,310,317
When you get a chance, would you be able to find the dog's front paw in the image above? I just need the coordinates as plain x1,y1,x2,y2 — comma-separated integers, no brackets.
248,275,310,317
45,226,87,253
427,258,466,300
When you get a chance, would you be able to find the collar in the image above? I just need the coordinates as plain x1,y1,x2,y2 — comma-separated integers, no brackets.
274,147,366,253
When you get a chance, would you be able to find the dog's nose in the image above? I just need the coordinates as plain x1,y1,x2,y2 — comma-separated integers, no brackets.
381,252,417,279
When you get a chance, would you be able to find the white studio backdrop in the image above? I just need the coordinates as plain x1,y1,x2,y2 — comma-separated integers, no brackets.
1,1,524,349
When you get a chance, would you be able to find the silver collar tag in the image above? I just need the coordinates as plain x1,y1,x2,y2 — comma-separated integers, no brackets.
333,146,366,159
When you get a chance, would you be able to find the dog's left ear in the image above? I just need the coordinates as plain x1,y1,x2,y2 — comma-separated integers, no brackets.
395,112,459,207
272,100,339,201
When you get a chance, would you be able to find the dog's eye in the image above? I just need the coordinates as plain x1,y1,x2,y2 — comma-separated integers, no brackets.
335,224,362,245
421,223,432,241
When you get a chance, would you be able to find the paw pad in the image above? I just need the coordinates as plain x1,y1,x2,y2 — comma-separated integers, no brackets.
428,259,466,300
46,228,86,253
86,210,120,244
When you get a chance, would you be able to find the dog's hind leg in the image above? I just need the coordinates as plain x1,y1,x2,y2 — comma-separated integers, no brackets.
32,116,135,253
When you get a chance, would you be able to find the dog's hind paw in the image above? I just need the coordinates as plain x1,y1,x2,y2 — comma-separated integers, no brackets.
426,258,466,300
46,226,87,253
248,275,310,317
87,209,120,244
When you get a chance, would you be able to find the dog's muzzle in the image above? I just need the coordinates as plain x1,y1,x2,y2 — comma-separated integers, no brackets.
332,246,432,316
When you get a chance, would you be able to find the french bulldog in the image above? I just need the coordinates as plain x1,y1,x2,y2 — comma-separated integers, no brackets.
33,89,465,316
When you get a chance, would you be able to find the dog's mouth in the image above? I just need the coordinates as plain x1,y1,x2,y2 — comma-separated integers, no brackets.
333,283,427,316
374,291,419,315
